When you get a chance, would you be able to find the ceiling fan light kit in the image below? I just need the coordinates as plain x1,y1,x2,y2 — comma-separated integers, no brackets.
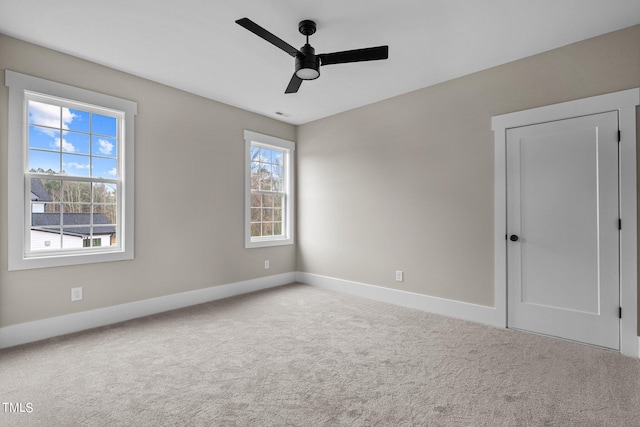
295,44,320,80
236,17,389,93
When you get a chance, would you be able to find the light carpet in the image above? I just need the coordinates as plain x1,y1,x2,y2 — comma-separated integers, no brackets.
1,283,639,426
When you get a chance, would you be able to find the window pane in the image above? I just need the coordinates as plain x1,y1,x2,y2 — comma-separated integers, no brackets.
32,212,61,228
92,210,114,226
29,126,60,151
38,179,62,204
263,222,273,236
61,228,85,249
274,222,282,236
62,154,90,177
93,204,117,225
93,183,117,203
92,157,118,178
251,208,261,222
265,148,275,164
62,212,89,226
274,208,282,221
250,165,259,190
94,226,116,247
258,167,272,191
262,208,273,221
272,151,283,167
262,194,274,207
62,131,90,154
29,150,60,174
92,136,117,158
29,101,60,127
272,163,283,179
92,114,117,137
259,179,271,191
63,181,91,203
66,109,90,132
31,227,62,251
250,223,261,237
250,194,261,208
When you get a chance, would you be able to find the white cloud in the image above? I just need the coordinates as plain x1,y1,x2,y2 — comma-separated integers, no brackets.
97,139,114,155
63,162,90,170
61,108,76,128
108,168,117,176
52,137,76,153
29,101,77,131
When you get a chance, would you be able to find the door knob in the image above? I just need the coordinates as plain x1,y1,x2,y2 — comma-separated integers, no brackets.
510,235,519,242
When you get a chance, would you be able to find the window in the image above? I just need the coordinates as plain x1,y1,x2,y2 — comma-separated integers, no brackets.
244,130,295,248
6,70,136,270
83,238,102,248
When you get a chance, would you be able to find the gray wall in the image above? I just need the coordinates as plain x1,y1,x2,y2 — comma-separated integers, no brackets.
296,25,640,312
0,34,296,327
2,25,640,332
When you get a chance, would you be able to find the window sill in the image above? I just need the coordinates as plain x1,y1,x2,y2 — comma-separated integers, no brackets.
9,248,133,271
245,237,294,249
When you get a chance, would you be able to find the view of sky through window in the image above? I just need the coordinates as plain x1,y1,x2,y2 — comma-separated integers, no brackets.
28,100,118,178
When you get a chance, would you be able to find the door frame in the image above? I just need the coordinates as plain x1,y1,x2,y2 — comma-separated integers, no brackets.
492,88,640,358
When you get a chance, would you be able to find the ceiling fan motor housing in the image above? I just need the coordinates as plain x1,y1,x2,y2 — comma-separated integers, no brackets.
295,44,320,80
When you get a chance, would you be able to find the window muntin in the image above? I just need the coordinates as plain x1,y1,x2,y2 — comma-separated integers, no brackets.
244,131,294,248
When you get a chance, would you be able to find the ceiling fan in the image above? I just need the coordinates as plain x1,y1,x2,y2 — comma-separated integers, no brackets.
236,18,389,94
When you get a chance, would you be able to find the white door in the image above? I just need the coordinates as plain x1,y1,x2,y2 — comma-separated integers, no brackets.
506,111,620,349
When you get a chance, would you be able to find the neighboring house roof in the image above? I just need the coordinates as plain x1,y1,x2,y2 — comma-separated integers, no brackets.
32,213,116,237
30,178,52,202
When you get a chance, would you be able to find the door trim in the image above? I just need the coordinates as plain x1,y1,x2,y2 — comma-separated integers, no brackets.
492,89,640,358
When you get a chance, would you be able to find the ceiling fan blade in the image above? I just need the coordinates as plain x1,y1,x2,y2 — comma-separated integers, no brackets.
319,46,389,66
285,73,303,94
236,18,301,57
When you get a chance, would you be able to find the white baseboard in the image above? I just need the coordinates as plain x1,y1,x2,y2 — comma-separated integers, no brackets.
0,272,296,349
296,272,502,327
6,271,631,355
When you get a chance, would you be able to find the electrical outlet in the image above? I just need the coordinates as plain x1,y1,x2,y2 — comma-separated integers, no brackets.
71,287,83,302
395,271,404,282
264,260,270,269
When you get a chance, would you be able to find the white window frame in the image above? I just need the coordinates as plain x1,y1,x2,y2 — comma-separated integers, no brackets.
244,130,295,248
5,70,136,270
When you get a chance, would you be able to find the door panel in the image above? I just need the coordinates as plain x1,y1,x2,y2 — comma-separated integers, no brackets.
506,111,619,349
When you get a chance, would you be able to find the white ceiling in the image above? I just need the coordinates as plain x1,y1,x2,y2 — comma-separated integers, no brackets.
1,1,639,125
